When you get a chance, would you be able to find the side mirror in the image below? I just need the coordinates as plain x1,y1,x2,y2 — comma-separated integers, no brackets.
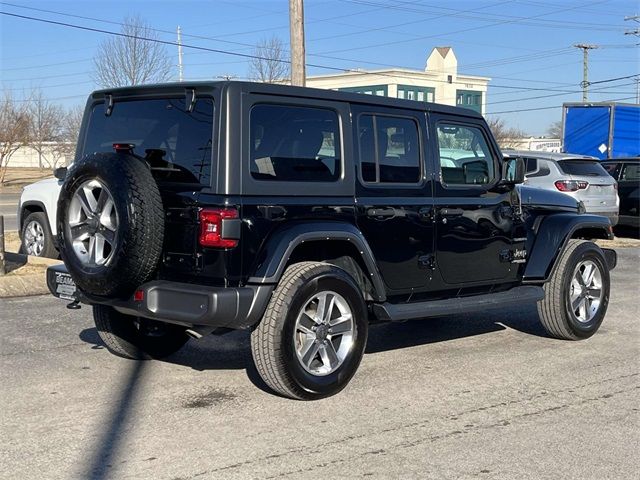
502,157,525,185
53,167,67,181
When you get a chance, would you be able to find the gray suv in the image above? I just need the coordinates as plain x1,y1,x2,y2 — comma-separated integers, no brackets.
505,150,619,225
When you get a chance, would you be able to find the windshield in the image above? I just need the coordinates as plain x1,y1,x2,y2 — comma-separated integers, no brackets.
558,160,608,177
82,97,214,184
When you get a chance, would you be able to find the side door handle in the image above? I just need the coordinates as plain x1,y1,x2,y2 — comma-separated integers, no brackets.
440,208,464,217
367,207,399,219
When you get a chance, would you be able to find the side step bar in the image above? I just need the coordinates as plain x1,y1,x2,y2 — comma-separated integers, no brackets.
373,285,544,322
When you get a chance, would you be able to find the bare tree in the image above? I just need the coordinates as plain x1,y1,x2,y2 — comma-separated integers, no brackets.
0,92,31,184
54,105,85,164
27,89,65,168
248,36,289,83
486,117,528,149
546,120,563,139
92,15,173,88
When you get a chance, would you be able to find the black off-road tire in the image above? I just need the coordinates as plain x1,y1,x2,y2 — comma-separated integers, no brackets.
93,305,189,360
537,239,610,340
251,262,368,400
57,152,164,297
21,211,58,258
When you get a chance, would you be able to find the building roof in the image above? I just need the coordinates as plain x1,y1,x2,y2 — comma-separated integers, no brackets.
307,68,490,83
435,46,452,58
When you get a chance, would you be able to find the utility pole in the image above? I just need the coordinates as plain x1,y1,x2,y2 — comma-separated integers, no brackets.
289,0,306,86
574,44,597,102
177,26,184,82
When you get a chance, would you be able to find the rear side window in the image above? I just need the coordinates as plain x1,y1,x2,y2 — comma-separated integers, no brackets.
358,114,421,184
436,123,495,185
524,157,538,173
557,160,608,176
83,97,214,184
602,163,618,176
621,163,640,181
250,104,340,182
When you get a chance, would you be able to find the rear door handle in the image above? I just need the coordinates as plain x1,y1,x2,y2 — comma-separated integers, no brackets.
440,208,464,216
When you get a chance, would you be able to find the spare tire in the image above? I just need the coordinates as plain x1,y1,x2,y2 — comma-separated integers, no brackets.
57,152,164,297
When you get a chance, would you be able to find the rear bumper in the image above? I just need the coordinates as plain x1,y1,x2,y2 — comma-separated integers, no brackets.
46,264,273,330
586,210,618,226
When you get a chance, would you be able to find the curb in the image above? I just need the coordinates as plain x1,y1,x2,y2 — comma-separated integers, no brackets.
0,252,61,298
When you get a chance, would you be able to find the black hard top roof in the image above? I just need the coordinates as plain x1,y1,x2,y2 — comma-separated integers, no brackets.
91,80,484,119
601,157,639,162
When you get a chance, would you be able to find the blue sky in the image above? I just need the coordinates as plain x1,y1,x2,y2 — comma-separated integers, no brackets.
1,0,637,135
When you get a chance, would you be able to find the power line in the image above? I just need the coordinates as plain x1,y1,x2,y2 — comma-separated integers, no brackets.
319,0,615,55
486,96,637,115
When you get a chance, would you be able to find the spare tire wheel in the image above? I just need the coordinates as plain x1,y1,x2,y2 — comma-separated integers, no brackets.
57,152,164,297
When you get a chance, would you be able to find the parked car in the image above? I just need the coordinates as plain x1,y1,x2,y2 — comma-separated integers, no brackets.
601,157,639,229
17,176,62,258
504,150,619,225
46,82,616,400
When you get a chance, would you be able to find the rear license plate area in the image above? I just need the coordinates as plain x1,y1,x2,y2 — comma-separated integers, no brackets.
54,271,77,300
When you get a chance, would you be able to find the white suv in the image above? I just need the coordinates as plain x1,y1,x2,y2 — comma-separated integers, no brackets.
17,173,63,258
504,150,619,225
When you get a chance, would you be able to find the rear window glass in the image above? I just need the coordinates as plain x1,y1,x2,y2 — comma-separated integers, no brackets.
250,104,340,182
83,98,214,184
558,160,608,177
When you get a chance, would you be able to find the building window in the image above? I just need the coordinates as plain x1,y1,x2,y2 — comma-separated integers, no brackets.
358,114,421,184
456,90,482,113
397,85,435,103
338,85,388,96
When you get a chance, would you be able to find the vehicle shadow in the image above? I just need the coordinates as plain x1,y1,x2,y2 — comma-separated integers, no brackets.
79,301,548,389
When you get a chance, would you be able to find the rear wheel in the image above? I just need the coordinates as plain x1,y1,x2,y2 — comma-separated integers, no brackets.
93,305,189,360
251,262,368,400
537,239,610,340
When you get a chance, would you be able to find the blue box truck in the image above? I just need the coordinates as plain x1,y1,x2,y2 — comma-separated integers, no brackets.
562,103,640,159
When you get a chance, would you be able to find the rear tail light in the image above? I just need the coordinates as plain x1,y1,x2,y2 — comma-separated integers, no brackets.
554,180,579,192
554,180,589,192
199,208,239,248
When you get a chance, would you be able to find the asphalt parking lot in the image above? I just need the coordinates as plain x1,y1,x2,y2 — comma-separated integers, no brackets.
1,248,639,480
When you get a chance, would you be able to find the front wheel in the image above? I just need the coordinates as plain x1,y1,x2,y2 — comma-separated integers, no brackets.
21,212,58,258
93,305,189,360
537,240,610,340
251,262,368,400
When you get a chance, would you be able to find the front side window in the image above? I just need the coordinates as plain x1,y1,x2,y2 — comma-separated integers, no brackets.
250,104,340,182
359,114,421,184
436,123,495,186
83,97,214,184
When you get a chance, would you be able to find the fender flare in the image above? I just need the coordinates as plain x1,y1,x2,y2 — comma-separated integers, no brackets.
19,200,50,234
523,213,613,282
247,221,386,302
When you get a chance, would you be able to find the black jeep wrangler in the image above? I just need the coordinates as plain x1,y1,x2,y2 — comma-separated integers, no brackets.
47,82,617,400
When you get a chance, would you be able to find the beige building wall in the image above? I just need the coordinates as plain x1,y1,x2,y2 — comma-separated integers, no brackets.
306,47,490,114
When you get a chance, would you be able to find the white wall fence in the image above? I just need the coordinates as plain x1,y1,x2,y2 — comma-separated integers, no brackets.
2,142,72,168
